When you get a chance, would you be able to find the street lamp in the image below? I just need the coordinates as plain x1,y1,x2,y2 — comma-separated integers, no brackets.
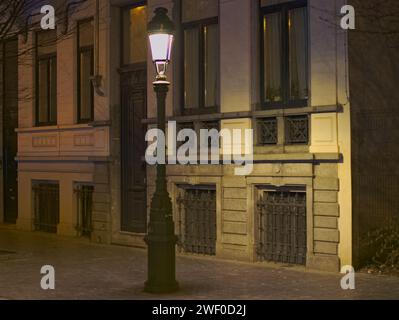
144,7,179,294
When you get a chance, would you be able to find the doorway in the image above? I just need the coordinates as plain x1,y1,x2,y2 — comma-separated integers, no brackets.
120,4,148,233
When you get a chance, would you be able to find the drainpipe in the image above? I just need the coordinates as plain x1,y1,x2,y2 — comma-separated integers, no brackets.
91,0,104,96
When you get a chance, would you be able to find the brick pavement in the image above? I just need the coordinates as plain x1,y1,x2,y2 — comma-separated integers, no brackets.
0,227,398,300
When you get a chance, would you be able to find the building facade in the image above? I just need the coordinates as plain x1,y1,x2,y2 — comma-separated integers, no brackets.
0,0,397,272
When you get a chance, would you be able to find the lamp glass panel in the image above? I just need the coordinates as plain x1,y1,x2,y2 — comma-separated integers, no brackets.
149,34,173,61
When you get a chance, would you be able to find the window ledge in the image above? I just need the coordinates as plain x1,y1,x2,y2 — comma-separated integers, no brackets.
311,104,344,114
15,123,110,133
253,152,342,163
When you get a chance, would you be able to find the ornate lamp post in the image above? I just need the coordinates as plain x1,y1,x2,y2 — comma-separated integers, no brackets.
144,7,179,294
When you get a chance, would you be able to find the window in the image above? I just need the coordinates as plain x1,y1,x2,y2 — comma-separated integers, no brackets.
75,185,94,237
183,20,219,113
122,5,147,65
33,182,60,233
36,30,57,126
182,0,219,114
257,186,307,265
285,115,309,145
78,19,94,123
177,185,217,255
260,0,308,109
257,118,278,145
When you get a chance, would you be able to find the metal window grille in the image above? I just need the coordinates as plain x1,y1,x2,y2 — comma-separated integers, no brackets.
258,118,278,145
75,185,94,237
177,185,217,255
33,183,60,233
257,188,307,265
285,115,309,145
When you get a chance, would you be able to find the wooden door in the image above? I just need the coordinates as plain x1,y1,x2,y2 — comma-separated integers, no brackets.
121,67,147,233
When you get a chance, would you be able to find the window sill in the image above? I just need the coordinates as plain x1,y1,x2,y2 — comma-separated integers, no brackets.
253,107,312,118
16,123,93,133
252,152,342,163
253,104,343,118
255,145,309,154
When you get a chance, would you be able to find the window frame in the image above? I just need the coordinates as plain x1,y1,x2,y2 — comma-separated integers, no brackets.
35,31,57,127
259,0,308,110
77,18,95,124
181,16,219,116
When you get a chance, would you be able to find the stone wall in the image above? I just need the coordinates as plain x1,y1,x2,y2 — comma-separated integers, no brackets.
92,162,112,244
310,163,340,272
145,159,341,272
220,176,249,261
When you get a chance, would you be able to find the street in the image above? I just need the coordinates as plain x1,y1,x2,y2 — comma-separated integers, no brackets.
0,227,398,300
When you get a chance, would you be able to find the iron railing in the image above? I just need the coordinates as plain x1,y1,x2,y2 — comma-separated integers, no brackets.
257,188,307,265
75,185,94,237
177,185,217,255
33,183,60,233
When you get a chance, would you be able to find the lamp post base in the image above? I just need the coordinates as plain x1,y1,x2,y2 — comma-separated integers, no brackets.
144,226,179,294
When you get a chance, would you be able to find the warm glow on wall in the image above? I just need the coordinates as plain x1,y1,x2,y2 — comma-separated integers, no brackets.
263,16,267,33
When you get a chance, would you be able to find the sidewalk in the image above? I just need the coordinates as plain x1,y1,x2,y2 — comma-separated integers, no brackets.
0,227,398,300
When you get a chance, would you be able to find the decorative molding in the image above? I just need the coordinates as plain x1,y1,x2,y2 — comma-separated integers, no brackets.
18,126,110,158
32,136,57,148
74,134,95,147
